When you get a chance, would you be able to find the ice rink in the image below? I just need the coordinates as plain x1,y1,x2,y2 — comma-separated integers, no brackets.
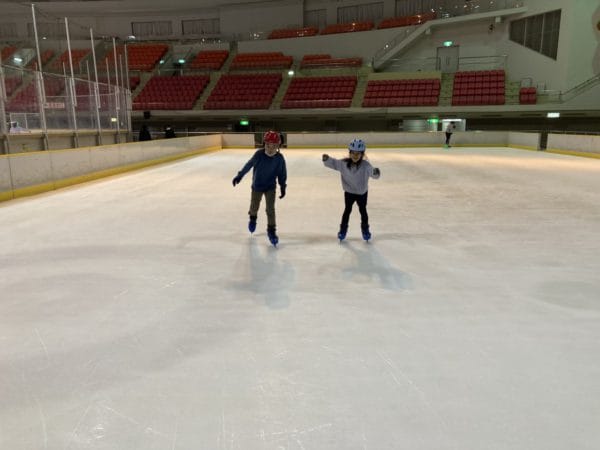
1,146,600,449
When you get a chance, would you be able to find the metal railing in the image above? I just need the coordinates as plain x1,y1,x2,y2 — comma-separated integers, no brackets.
457,55,507,71
535,73,600,104
559,73,600,102
373,26,420,64
385,54,506,72
2,63,131,135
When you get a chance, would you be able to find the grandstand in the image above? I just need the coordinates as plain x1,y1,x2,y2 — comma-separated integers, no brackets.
0,0,598,141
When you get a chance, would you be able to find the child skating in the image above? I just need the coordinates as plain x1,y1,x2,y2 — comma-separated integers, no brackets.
322,138,380,242
232,130,287,246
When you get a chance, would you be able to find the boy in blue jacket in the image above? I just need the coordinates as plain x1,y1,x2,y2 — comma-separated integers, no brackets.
232,131,287,245
322,138,380,241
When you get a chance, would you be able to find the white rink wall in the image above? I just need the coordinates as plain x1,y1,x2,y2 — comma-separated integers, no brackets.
547,133,600,155
4,130,600,202
0,134,222,201
508,132,541,149
288,131,514,148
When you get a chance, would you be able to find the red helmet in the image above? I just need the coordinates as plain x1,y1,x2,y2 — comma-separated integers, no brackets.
263,130,281,145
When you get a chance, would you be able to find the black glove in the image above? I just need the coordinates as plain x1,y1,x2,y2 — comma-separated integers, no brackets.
373,168,380,177
279,185,286,199
232,175,242,186
322,154,329,161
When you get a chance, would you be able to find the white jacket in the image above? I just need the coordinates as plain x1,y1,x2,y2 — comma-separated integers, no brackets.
324,157,379,195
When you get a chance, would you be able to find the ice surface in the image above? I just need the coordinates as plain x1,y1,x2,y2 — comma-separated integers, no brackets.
1,147,599,449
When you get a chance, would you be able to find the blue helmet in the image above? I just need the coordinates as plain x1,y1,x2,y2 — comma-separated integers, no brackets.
348,138,366,152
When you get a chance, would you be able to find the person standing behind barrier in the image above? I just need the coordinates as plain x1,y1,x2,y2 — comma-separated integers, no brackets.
445,121,456,148
139,124,152,141
164,125,176,139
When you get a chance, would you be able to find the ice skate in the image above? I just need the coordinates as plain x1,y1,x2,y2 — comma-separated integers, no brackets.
267,225,278,246
361,225,371,242
337,225,347,242
248,216,257,233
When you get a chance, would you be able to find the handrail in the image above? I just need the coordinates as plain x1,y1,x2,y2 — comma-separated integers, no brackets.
536,74,600,103
386,56,439,72
372,26,419,64
385,54,506,72
559,73,600,101
457,55,507,71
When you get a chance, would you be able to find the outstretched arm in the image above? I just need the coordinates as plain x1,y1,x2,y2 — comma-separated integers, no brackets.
323,155,343,171
232,152,258,186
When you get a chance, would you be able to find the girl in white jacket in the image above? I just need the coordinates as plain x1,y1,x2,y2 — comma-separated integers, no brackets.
322,138,380,241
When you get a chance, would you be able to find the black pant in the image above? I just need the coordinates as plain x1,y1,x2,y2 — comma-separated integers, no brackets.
445,132,452,145
341,191,369,230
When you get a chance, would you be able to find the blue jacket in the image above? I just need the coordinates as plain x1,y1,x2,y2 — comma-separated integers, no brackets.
237,149,287,192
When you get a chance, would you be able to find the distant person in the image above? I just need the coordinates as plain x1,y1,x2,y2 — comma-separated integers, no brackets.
139,124,152,141
164,125,176,139
9,121,27,133
322,138,380,242
232,130,287,247
445,121,456,148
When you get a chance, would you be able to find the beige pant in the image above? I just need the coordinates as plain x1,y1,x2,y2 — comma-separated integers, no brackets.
249,189,276,227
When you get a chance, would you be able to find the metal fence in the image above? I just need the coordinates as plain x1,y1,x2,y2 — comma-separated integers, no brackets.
1,63,130,135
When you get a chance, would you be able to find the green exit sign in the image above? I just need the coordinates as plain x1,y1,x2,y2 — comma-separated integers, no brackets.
443,41,454,47
427,118,439,124
239,119,250,126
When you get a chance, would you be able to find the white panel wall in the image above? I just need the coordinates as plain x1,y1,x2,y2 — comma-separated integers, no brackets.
498,0,571,91
6,132,600,202
50,148,93,179
222,133,255,148
547,133,600,155
593,5,600,74
564,1,599,86
3,135,222,194
0,157,13,192
286,131,511,148
89,146,122,173
9,151,54,189
406,21,502,61
508,132,540,149
238,27,398,60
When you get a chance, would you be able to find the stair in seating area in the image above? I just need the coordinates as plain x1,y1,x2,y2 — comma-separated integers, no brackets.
131,72,153,96
504,80,520,105
439,73,454,106
218,49,236,73
351,69,371,107
271,73,293,109
194,72,221,109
